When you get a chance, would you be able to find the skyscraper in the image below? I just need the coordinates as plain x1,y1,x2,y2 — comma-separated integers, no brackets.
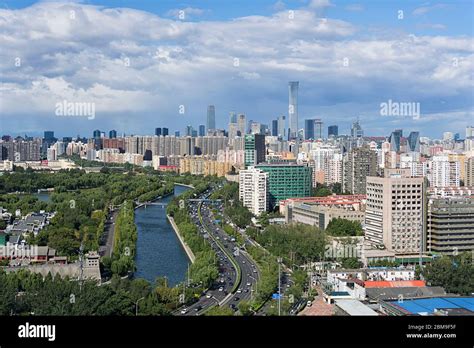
244,134,265,167
351,120,363,138
93,130,101,139
207,105,216,131
304,119,315,140
109,130,117,138
407,131,420,152
162,128,169,136
237,114,246,136
288,81,299,140
199,125,205,137
272,119,278,136
186,125,193,137
155,128,162,136
389,129,403,152
278,115,286,138
314,119,323,140
328,125,338,137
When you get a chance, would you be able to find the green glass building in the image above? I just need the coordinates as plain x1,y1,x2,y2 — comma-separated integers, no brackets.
256,163,312,208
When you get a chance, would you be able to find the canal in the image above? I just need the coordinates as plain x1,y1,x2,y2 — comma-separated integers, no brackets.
134,184,191,286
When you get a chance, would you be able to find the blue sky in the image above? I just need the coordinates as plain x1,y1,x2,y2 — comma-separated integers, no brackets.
0,0,473,138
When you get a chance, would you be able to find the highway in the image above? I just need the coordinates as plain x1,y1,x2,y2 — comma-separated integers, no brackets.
175,186,260,316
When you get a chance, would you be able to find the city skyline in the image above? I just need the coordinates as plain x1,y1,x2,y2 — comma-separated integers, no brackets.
1,0,473,137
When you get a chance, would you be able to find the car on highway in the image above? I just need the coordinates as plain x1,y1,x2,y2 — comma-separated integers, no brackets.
181,308,187,314
218,287,224,292
205,294,212,299
236,289,242,293
233,297,240,301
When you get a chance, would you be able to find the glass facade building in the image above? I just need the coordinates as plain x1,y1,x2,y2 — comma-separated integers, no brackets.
256,163,312,208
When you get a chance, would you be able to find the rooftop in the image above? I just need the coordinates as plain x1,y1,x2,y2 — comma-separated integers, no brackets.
335,299,378,316
387,297,474,315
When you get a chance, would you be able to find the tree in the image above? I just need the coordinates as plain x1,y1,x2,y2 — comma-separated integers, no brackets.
325,218,363,237
421,252,473,295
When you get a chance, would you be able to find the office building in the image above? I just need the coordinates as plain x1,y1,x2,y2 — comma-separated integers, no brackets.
278,115,286,138
389,129,403,152
304,119,315,140
288,81,299,140
207,105,216,131
351,120,363,138
427,196,474,254
365,168,426,254
109,130,117,138
328,125,338,138
256,163,312,208
342,146,378,194
272,119,278,136
155,128,162,136
314,119,323,140
285,196,366,229
407,131,420,152
237,114,246,136
199,125,206,137
93,130,101,139
244,134,265,167
239,167,268,216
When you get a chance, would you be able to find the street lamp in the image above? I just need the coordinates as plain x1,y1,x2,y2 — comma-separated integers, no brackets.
135,296,145,316
277,256,282,316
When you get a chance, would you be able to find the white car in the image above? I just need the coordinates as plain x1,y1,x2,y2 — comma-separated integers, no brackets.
205,294,212,299
181,308,187,314
218,287,224,292
246,282,251,287
237,289,242,293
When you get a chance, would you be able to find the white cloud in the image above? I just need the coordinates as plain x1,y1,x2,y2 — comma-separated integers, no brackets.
412,4,447,16
0,2,472,136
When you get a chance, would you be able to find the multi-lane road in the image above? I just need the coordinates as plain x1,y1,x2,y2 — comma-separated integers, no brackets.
176,187,260,316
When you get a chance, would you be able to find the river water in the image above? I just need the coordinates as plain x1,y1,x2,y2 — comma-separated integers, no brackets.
134,185,191,286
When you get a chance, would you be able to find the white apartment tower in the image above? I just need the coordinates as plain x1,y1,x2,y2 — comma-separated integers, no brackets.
365,168,426,255
429,155,460,188
239,167,268,216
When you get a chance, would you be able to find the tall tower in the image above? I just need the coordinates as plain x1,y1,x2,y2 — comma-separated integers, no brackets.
207,105,216,131
288,82,299,140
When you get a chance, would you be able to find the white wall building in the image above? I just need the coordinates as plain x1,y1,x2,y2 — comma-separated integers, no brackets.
239,167,268,216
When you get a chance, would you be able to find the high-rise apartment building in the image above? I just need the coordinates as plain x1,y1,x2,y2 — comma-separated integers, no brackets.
239,167,268,216
342,146,378,194
365,168,426,255
466,157,474,186
429,155,460,188
288,82,299,140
